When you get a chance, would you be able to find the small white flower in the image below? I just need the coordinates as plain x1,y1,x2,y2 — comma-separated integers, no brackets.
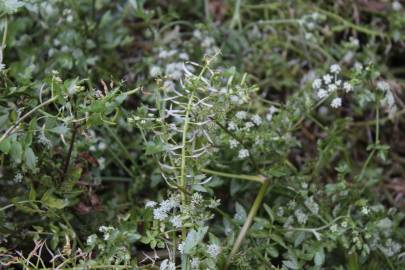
354,62,363,72
287,200,296,209
330,224,338,233
251,114,262,126
304,196,319,215
165,62,183,80
193,29,202,39
323,74,333,84
361,206,370,215
86,234,97,246
228,121,237,131
393,1,402,11
170,215,182,228
191,192,203,206
312,78,322,89
235,111,247,120
178,242,184,254
330,64,341,74
335,79,342,86
330,97,342,108
343,82,353,92
14,173,23,183
98,157,106,170
179,52,189,60
160,259,176,270
98,142,107,151
328,83,338,93
168,195,181,209
229,139,239,149
266,106,277,121
238,149,249,159
163,80,176,92
276,207,284,217
0,63,5,71
294,209,308,224
316,89,328,99
150,66,161,77
145,201,157,208
230,95,241,105
244,121,254,130
191,258,200,269
207,244,221,258
95,90,104,99
349,37,360,47
341,221,348,228
153,207,168,221
377,80,390,92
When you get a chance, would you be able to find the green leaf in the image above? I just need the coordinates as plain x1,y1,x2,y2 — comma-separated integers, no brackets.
182,226,208,254
61,166,82,192
49,125,69,135
41,190,68,209
145,141,166,155
10,141,23,163
24,147,37,170
0,137,12,154
314,248,325,266
0,114,9,127
283,259,299,269
235,202,247,223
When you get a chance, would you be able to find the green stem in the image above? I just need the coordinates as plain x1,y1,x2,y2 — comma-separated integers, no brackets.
316,7,386,37
179,92,195,240
200,168,266,184
225,179,270,270
1,16,7,50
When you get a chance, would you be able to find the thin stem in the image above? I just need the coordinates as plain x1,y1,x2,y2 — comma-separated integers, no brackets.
316,7,386,37
61,124,79,181
1,16,7,50
200,168,266,184
0,96,59,144
225,179,270,270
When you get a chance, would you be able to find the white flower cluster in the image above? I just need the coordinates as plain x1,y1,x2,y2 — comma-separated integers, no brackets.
294,209,308,225
304,196,319,215
190,257,200,269
392,1,402,11
160,259,176,270
207,243,221,258
192,30,219,56
312,64,353,108
99,225,115,241
379,238,402,257
150,49,192,80
227,111,265,159
13,173,23,183
145,195,181,224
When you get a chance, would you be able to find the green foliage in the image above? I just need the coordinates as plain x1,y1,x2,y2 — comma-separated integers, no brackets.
0,0,404,270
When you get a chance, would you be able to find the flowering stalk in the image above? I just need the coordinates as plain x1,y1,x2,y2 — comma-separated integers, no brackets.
179,91,195,240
